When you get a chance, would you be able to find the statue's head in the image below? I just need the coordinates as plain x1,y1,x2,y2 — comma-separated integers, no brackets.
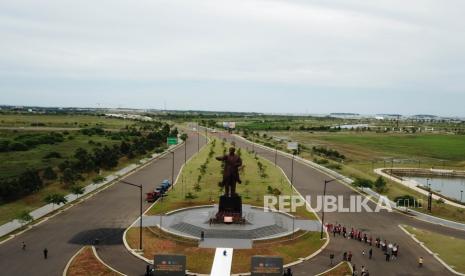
229,147,236,154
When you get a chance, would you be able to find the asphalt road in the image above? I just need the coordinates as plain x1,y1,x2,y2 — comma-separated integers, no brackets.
222,132,465,276
1,130,464,276
0,131,206,276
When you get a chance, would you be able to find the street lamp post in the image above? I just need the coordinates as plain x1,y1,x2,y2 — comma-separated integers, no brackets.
120,180,143,250
274,147,278,166
427,178,432,212
320,176,347,239
291,151,296,188
171,151,175,190
184,140,187,165
197,131,200,152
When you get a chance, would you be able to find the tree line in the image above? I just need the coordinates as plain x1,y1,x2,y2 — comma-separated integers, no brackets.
0,132,65,152
0,123,176,203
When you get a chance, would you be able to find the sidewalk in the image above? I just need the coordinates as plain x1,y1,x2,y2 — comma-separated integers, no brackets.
375,168,465,209
0,146,178,238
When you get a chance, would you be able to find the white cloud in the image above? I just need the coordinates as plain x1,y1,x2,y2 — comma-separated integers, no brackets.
1,0,465,114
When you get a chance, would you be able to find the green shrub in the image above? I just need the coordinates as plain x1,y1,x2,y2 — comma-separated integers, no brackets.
353,178,373,188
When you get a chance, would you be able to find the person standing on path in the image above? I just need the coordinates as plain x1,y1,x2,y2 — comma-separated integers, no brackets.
418,257,423,268
43,248,48,259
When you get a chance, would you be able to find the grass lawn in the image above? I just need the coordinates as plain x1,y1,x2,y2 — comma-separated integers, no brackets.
0,129,154,225
233,231,324,274
127,227,214,274
263,132,465,223
320,261,352,276
0,130,120,179
148,137,317,220
126,228,324,274
0,114,135,129
403,225,465,274
127,137,323,274
284,132,465,164
66,246,119,276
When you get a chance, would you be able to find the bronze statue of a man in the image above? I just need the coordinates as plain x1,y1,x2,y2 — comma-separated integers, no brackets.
216,147,242,197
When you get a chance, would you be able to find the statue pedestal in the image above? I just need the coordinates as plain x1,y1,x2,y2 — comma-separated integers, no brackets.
214,195,243,224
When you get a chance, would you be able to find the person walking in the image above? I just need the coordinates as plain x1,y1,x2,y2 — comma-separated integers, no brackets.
21,242,26,251
43,248,48,259
418,257,424,268
284,267,293,276
343,251,347,261
362,250,365,257
352,265,358,276
348,251,353,262
369,248,373,260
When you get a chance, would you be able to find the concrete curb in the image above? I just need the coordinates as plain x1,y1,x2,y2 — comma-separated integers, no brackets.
122,138,208,266
123,136,328,276
229,137,330,276
314,261,353,276
398,225,465,276
375,168,465,209
62,246,86,276
92,246,126,276
236,135,465,232
62,246,126,276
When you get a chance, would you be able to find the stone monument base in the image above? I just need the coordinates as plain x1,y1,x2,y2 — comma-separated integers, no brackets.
213,195,243,224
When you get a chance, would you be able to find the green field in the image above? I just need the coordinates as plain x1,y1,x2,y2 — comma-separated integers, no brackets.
252,131,465,223
132,137,322,274
404,225,465,273
149,137,316,219
288,133,465,163
0,130,120,179
0,114,171,225
0,113,136,129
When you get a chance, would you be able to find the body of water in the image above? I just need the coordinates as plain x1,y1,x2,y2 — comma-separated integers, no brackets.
405,176,465,203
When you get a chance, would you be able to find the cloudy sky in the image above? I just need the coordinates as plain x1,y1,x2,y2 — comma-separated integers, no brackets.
1,0,464,116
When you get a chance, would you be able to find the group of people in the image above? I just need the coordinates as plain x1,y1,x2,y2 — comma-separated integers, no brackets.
327,223,400,262
326,223,404,276
21,241,49,259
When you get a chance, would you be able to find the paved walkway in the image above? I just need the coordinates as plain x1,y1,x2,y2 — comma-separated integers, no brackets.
210,248,233,276
375,168,465,209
